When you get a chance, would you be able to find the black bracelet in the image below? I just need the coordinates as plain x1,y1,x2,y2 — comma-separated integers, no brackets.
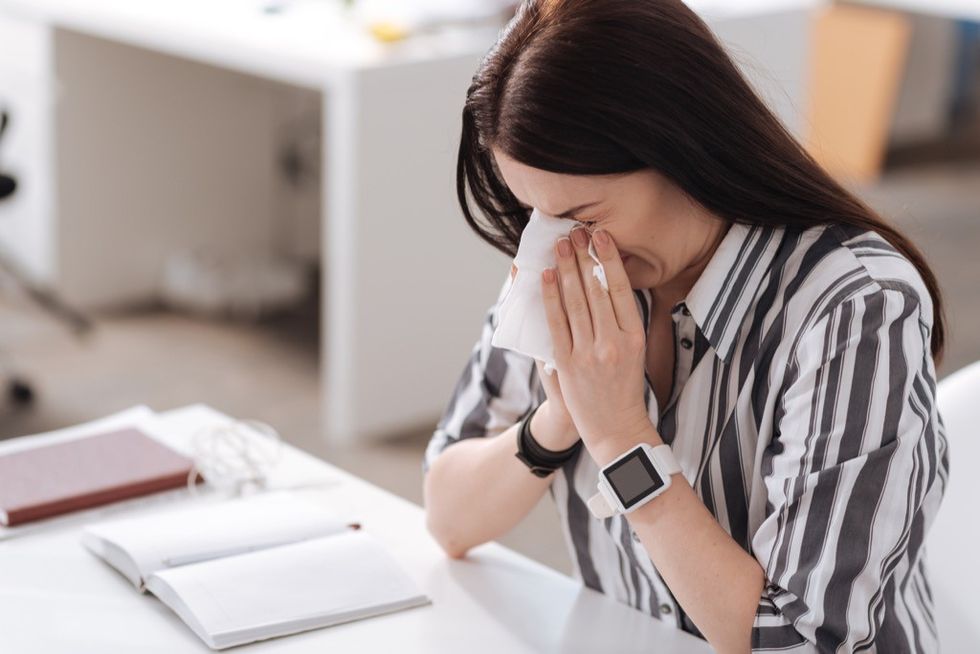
514,404,582,478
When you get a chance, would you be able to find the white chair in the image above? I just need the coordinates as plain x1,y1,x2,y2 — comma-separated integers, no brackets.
932,360,980,650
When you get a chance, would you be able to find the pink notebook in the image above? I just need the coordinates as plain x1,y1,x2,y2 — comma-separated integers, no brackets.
0,428,196,526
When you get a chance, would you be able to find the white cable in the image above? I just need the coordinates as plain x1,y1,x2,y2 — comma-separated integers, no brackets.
186,419,284,496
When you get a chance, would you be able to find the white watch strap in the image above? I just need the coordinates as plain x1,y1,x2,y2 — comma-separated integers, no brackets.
650,444,681,476
587,490,617,519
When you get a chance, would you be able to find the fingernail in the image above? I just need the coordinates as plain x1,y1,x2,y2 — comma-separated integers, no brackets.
543,268,556,284
594,230,610,246
571,229,588,248
558,238,572,257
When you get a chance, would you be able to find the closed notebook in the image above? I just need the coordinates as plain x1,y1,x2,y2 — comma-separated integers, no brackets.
82,492,431,650
0,427,195,526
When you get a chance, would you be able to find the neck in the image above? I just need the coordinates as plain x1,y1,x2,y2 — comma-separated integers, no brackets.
653,219,730,311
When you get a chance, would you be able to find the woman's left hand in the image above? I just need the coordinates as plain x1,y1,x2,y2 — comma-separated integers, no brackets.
541,227,658,463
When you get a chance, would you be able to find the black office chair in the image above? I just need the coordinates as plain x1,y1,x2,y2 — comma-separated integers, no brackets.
0,109,93,407
0,113,13,199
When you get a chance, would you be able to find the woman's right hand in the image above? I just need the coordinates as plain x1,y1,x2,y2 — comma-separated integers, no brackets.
532,359,581,451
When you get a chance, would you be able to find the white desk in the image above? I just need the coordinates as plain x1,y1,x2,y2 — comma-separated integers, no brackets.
0,0,818,446
0,405,714,653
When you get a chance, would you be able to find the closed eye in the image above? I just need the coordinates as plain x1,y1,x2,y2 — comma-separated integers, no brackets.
518,204,600,228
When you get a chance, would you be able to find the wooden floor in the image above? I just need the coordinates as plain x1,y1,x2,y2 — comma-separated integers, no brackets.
1,160,978,576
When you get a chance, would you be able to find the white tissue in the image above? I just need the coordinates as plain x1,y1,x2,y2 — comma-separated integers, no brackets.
490,208,608,374
588,240,608,291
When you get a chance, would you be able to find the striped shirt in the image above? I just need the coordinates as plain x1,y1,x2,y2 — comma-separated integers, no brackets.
423,221,949,652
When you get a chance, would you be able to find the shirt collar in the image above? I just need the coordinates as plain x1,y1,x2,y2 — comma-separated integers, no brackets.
638,222,784,364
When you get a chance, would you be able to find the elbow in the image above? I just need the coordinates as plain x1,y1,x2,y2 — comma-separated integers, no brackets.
437,537,470,560
423,469,471,559
425,510,470,559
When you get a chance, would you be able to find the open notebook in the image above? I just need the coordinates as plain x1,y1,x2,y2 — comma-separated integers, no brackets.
82,492,430,649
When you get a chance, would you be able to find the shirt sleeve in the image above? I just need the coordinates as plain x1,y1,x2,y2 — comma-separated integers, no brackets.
422,271,537,475
750,287,947,652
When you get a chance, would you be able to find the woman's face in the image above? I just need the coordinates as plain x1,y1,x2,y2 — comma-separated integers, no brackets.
492,148,729,298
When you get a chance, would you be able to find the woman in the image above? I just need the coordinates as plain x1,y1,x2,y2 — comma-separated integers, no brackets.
422,1,949,652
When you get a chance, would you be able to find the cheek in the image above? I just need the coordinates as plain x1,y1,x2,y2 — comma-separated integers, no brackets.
624,251,656,272
626,253,667,286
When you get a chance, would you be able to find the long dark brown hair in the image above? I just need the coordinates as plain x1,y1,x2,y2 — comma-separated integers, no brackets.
456,0,946,362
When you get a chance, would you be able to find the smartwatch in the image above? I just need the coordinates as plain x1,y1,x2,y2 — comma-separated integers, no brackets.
587,443,681,519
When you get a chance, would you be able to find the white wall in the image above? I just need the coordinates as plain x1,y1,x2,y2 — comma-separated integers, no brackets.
53,30,297,307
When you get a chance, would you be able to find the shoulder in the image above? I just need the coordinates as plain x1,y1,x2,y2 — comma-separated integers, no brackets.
777,222,933,335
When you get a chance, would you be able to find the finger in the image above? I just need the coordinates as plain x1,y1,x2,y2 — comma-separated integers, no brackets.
570,227,618,339
590,229,644,333
541,267,571,360
555,236,594,347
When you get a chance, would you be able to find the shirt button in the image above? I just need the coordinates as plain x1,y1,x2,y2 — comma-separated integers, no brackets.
680,337,693,350
660,603,673,615
632,531,641,543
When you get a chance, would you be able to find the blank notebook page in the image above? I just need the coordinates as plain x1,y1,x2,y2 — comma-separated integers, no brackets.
147,530,428,647
83,490,351,583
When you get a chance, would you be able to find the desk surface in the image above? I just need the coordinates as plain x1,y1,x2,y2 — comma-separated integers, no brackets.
0,405,713,653
0,0,504,87
0,0,825,89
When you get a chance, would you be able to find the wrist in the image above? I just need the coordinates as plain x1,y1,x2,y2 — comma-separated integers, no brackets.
530,402,579,451
591,422,663,468
515,404,581,478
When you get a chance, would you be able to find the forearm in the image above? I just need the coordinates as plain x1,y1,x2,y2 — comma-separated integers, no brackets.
424,409,575,558
592,429,765,654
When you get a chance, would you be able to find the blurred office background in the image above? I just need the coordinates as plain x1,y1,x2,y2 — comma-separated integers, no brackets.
0,0,977,575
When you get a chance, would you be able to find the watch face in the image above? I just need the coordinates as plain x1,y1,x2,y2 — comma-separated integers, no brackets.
605,448,665,509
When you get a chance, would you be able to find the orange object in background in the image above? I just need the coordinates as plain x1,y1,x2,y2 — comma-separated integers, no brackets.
805,4,912,183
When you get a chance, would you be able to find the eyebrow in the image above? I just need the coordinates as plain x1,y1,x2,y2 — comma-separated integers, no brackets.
521,200,599,219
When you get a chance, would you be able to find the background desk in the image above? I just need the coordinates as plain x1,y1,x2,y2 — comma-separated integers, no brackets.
0,0,507,447
852,0,980,22
0,404,714,653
